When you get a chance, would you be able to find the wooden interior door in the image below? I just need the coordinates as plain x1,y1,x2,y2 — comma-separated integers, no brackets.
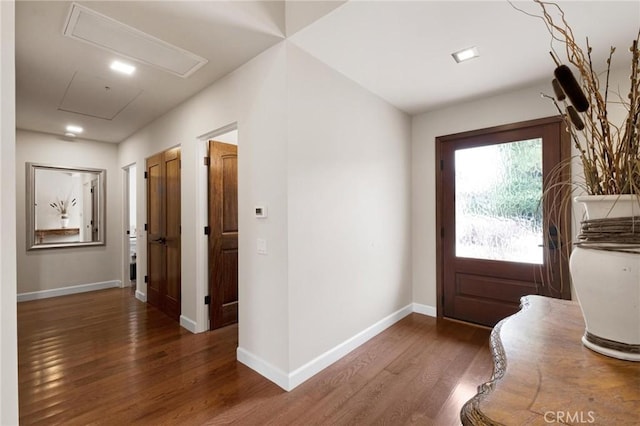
437,117,570,327
146,147,181,321
208,141,238,330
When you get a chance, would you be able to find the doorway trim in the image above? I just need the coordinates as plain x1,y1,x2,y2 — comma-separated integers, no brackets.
195,122,238,332
121,163,136,289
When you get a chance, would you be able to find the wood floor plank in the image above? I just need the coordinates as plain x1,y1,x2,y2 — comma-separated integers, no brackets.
232,315,438,425
19,288,492,425
317,322,482,425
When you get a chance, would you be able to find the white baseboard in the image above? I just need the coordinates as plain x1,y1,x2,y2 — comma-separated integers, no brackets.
238,303,414,391
288,303,414,390
412,303,437,317
135,290,147,303
237,347,290,391
17,280,122,302
180,315,197,333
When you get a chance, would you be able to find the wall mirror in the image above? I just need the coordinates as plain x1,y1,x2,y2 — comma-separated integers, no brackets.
26,163,106,250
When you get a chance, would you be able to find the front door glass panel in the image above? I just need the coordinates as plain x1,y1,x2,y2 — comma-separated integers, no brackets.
455,138,543,264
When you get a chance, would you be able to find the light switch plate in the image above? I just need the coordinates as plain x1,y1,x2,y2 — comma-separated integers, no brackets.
257,238,267,255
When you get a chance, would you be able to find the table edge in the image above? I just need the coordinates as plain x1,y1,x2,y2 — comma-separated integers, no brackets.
459,296,533,426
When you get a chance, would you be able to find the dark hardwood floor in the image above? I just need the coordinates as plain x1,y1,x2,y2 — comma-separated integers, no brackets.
18,288,492,425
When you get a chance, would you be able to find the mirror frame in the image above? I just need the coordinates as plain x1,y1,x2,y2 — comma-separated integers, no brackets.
26,162,107,250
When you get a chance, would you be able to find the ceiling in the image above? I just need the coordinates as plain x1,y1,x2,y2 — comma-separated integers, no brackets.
15,1,640,144
16,0,287,143
291,1,640,114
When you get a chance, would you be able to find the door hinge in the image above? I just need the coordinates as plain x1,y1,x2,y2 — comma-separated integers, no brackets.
204,295,211,305
204,226,210,235
126,230,130,235
144,171,148,179
179,225,181,234
144,223,148,231
204,156,210,166
144,275,148,283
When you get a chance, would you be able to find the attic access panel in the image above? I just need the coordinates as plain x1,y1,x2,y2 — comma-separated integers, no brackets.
58,72,142,120
63,2,208,78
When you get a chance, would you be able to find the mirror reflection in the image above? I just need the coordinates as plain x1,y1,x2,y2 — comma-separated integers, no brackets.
27,163,106,249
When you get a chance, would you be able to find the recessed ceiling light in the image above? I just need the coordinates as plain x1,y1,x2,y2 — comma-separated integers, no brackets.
66,125,83,134
110,60,136,75
452,47,480,63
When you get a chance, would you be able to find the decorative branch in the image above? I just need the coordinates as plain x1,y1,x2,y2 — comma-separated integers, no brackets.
50,197,76,215
530,0,640,195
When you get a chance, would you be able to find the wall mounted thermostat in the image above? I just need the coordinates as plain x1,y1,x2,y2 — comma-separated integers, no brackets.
255,206,268,218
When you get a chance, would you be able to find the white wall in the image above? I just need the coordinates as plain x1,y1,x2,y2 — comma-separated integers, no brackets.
286,44,412,371
411,67,632,308
118,43,290,373
15,130,121,294
0,0,18,423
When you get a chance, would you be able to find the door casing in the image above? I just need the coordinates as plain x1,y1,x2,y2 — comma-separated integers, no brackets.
435,116,571,325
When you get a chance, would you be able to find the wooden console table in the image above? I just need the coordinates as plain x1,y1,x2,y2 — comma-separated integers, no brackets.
461,295,639,425
35,228,79,243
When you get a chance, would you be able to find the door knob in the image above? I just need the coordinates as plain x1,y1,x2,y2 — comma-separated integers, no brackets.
538,225,559,250
548,224,559,249
152,237,166,244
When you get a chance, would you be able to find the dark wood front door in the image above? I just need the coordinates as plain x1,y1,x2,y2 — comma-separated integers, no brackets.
437,117,570,327
208,141,238,330
146,147,181,321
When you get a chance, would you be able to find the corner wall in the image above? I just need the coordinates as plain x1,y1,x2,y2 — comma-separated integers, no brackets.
286,44,412,376
117,39,413,389
15,130,121,294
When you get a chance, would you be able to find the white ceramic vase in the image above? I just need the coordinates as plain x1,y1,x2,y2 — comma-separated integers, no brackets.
570,195,640,361
60,215,69,228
